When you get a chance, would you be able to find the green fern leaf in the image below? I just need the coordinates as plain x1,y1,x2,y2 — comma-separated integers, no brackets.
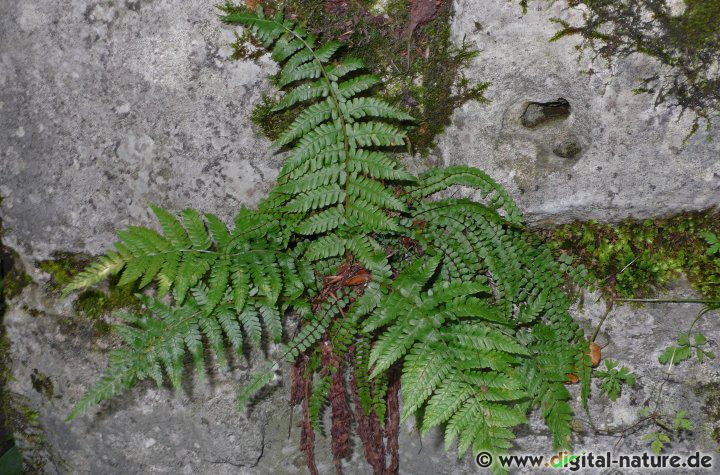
308,375,331,431
150,204,191,249
63,252,126,296
283,184,345,213
295,206,346,235
343,97,414,122
326,57,366,80
347,121,406,148
348,150,414,181
347,176,407,211
238,369,275,408
274,99,334,147
338,74,381,99
258,301,283,343
314,40,342,62
305,233,347,261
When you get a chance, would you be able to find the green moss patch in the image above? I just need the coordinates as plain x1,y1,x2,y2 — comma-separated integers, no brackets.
29,370,54,400
541,208,720,300
694,382,720,447
1,248,30,303
230,0,488,155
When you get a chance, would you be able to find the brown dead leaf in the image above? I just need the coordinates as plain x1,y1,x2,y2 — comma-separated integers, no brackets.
406,0,439,38
589,341,602,367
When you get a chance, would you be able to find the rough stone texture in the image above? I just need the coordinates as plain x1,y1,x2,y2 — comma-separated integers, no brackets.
443,0,720,225
0,0,279,260
1,0,719,473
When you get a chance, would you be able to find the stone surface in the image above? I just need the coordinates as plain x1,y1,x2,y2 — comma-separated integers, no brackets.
0,0,278,261
2,0,720,473
443,0,720,224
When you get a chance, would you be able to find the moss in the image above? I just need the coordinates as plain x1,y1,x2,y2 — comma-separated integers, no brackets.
693,382,720,447
39,252,140,335
1,249,31,302
540,0,720,134
250,94,298,141
540,208,720,300
228,0,489,155
29,370,53,400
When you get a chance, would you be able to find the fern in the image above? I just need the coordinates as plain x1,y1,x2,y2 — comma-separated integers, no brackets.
64,6,589,475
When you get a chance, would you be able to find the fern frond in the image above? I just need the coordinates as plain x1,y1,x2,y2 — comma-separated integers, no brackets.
62,252,126,296
238,369,275,408
409,166,523,225
342,97,415,122
274,99,335,147
348,150,414,181
347,176,407,212
338,74,381,99
295,206,346,235
257,301,283,343
347,122,406,148
68,11,589,472
304,234,347,261
327,57,366,80
308,375,332,432
283,184,345,213
66,349,138,421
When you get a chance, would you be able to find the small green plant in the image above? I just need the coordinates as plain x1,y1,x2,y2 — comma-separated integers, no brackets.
702,230,720,255
659,331,715,366
63,5,590,474
640,409,694,454
594,360,635,401
642,430,672,455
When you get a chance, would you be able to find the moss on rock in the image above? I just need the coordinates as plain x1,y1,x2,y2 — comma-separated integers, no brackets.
229,0,489,155
694,382,720,448
541,208,720,300
540,0,720,135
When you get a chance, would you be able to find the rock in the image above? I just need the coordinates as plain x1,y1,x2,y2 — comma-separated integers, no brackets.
554,136,582,158
0,0,278,261
666,0,687,17
443,0,719,224
521,98,572,128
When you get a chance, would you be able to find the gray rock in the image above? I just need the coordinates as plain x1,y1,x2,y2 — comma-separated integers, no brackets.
444,0,720,224
0,0,278,261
